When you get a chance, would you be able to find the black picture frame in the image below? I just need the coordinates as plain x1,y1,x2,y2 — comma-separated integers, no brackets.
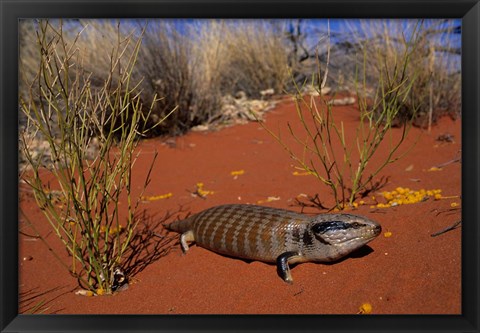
1,0,479,332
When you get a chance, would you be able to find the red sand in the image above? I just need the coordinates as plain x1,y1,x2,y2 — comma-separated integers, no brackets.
19,97,461,314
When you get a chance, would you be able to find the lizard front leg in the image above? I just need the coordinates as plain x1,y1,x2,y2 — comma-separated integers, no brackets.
276,251,306,284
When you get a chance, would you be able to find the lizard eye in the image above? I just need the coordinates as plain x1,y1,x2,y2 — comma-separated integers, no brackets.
311,221,353,234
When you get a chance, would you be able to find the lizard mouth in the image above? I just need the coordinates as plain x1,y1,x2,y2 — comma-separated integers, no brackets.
311,215,382,245
322,224,382,245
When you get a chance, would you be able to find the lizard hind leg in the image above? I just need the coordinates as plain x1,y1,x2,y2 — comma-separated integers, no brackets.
180,230,195,253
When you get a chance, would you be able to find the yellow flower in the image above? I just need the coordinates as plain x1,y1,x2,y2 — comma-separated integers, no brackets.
406,195,416,202
377,187,448,207
96,288,105,296
230,170,245,176
141,192,173,201
257,196,280,204
292,171,310,176
195,182,214,197
383,193,393,201
75,289,94,297
358,303,373,314
396,187,405,194
198,189,214,196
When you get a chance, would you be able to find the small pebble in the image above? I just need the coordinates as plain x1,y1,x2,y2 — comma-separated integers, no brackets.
23,256,33,261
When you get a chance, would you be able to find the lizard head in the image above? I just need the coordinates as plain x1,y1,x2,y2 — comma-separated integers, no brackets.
309,213,382,260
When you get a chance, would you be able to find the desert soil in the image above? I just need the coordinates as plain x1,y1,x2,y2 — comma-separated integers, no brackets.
19,96,461,314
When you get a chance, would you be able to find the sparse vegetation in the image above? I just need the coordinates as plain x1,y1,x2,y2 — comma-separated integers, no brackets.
20,19,292,136
261,22,422,210
18,18,461,293
334,19,461,128
20,19,461,136
19,20,164,294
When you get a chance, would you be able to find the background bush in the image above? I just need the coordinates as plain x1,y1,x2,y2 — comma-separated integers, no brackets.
326,19,461,128
20,18,461,137
20,19,292,136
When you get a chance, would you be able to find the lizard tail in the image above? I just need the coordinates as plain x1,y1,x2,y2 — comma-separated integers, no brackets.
163,216,192,233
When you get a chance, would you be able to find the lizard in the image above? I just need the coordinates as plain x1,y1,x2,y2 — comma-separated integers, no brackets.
165,203,382,283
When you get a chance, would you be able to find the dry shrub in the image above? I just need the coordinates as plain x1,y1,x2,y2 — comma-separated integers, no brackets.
195,20,290,98
136,19,291,133
338,19,461,128
19,20,161,294
20,19,291,136
133,21,223,135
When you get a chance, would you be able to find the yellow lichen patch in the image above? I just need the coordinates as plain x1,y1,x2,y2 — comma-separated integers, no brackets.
257,196,280,204
357,303,373,314
384,231,393,238
141,192,173,201
450,202,459,208
427,166,443,172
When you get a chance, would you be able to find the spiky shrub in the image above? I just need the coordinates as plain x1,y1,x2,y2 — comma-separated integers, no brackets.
134,20,224,135
135,19,291,132
204,20,291,98
340,19,461,128
261,24,420,210
20,19,293,136
19,20,165,294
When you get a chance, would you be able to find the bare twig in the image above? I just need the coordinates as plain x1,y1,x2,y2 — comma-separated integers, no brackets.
434,157,461,169
430,220,461,237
